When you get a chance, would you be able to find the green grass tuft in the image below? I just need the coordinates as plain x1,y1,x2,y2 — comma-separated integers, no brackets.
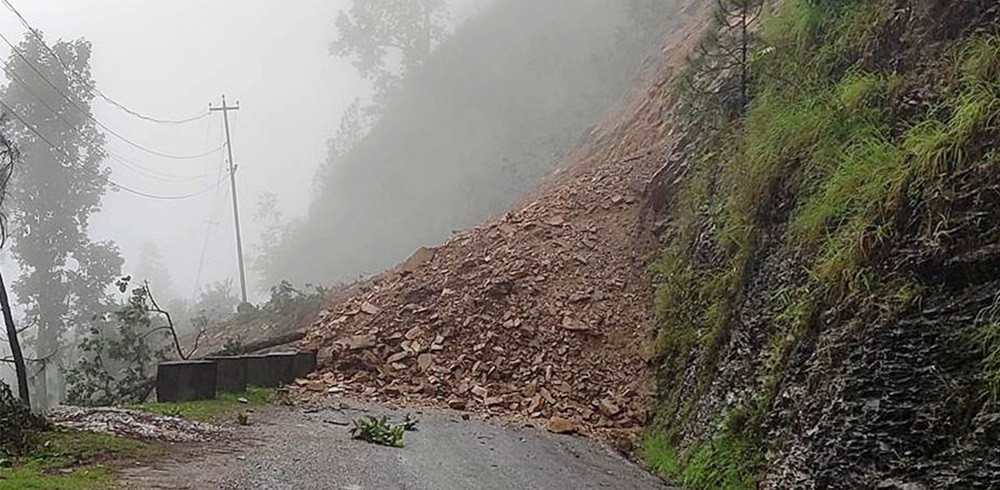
643,424,756,490
127,387,272,422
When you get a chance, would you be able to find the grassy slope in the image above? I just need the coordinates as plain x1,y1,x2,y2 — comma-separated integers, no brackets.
1,389,274,488
0,430,147,489
645,0,999,487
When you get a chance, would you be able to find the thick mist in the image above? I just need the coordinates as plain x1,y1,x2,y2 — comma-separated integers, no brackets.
268,0,678,286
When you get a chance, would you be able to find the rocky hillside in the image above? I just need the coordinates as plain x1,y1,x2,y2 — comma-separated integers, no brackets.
644,0,1000,488
294,0,999,488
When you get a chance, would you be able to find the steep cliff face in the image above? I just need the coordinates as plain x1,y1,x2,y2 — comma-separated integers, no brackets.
645,1,1000,488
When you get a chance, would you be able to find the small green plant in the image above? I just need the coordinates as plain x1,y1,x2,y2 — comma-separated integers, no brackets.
349,416,413,447
401,414,419,431
162,406,184,418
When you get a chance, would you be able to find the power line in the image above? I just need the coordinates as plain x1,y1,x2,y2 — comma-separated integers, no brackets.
0,29,225,160
1,0,209,125
2,58,217,184
111,177,225,201
108,152,216,183
0,99,224,201
192,178,230,297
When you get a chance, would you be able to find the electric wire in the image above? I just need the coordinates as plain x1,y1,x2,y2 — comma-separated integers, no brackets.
108,152,216,183
0,99,225,201
192,176,230,296
0,29,224,160
1,59,216,183
1,0,209,125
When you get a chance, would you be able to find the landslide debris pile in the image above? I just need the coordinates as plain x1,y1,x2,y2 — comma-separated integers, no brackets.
300,159,658,435
297,11,708,439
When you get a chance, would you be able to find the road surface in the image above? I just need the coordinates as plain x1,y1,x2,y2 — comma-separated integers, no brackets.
121,399,670,490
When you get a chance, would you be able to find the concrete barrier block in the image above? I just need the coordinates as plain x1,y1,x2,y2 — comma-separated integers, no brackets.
291,351,317,379
245,353,296,388
156,361,217,402
205,356,247,394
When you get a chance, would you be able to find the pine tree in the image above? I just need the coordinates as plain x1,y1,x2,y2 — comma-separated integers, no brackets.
685,0,764,114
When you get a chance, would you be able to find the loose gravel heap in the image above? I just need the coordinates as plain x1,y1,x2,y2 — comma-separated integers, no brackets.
49,406,227,443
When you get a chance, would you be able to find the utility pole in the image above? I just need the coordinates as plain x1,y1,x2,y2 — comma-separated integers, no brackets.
209,95,248,303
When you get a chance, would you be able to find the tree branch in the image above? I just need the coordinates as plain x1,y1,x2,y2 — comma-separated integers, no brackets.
144,280,204,360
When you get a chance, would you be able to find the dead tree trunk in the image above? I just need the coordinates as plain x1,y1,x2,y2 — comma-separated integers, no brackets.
0,266,29,405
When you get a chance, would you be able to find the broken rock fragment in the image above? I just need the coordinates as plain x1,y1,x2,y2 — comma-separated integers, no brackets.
546,416,577,434
417,353,434,371
361,302,380,315
387,351,409,364
471,385,488,399
340,334,377,351
599,399,621,417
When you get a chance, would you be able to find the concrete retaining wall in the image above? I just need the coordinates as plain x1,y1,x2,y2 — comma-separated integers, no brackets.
155,351,316,403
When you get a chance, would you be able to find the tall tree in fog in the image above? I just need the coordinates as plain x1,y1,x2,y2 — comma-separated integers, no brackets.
331,0,447,101
1,33,122,406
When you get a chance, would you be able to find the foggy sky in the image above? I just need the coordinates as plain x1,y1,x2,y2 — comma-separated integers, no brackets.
0,0,484,304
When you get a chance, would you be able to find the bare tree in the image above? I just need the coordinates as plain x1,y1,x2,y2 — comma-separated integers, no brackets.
0,119,27,405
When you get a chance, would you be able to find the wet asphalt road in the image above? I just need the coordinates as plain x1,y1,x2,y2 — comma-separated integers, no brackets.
122,399,671,490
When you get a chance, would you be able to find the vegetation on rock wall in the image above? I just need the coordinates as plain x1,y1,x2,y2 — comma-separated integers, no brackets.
647,0,1000,487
